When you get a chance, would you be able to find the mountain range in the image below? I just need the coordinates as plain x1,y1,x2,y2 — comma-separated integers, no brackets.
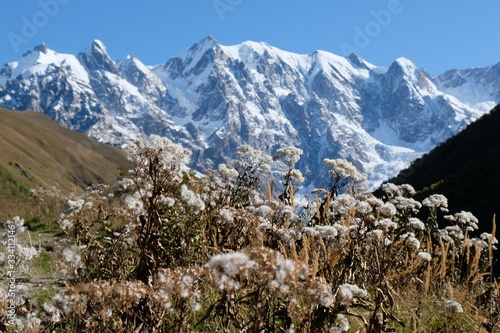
1,36,499,189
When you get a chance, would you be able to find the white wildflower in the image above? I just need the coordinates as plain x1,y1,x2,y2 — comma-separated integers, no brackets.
61,198,85,217
219,208,234,221
288,169,305,183
374,218,398,232
8,216,26,234
381,183,400,198
302,227,320,238
218,163,239,180
274,146,303,165
62,246,83,271
422,194,449,212
16,244,38,261
391,196,422,212
180,185,205,213
366,229,384,242
440,300,464,314
356,201,372,215
315,225,338,239
59,219,73,230
336,283,367,306
43,302,61,323
330,314,350,333
401,232,420,251
417,251,432,262
481,232,498,250
254,205,273,218
324,158,364,182
331,194,358,217
445,211,479,231
409,217,425,231
378,202,397,217
206,252,257,290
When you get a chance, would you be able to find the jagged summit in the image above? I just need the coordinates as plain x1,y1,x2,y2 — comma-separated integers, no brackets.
79,39,118,74
1,37,499,189
34,42,48,54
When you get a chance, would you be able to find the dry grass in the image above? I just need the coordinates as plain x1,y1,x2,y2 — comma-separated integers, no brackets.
1,139,499,333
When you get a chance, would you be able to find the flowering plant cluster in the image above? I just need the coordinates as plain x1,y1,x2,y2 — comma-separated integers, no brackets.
0,137,498,332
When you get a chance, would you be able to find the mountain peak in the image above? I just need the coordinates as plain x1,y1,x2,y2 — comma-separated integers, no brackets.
84,39,108,56
347,53,374,70
34,42,48,54
187,35,221,54
79,39,118,74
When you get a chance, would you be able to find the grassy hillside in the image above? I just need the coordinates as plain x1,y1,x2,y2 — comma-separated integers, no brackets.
0,107,132,218
389,103,500,231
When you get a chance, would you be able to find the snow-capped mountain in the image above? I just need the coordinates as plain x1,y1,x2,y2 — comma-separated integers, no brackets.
0,36,497,190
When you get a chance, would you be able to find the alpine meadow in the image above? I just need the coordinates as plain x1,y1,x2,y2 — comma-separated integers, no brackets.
1,4,500,331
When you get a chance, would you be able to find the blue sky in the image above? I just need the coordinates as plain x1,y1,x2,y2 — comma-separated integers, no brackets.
1,0,499,75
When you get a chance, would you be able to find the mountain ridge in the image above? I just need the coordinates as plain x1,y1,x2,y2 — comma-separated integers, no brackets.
0,107,131,198
0,37,498,189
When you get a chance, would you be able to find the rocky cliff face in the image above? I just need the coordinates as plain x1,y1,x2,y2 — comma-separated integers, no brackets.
0,36,497,189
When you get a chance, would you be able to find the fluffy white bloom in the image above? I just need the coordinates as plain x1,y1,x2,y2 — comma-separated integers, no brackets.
315,226,338,239
288,169,305,183
417,251,432,262
366,196,384,208
336,284,368,306
43,302,61,323
374,219,398,232
302,227,320,238
16,244,38,261
274,146,303,165
7,216,26,234
333,223,349,237
237,145,272,170
122,193,144,214
62,246,83,271
59,219,73,230
254,205,273,218
422,194,449,211
331,194,358,217
444,226,464,241
381,183,400,198
366,229,384,242
440,300,464,313
218,163,239,180
355,201,372,215
206,252,257,278
323,158,364,182
60,199,85,217
481,232,498,250
180,185,205,213
445,211,479,231
330,314,350,333
219,208,234,221
409,218,425,231
391,196,422,212
375,218,399,231
270,257,296,287
115,177,135,191
401,232,420,251
378,202,397,217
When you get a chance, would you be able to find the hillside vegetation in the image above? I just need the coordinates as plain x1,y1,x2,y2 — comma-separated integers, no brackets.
0,107,131,219
390,103,500,232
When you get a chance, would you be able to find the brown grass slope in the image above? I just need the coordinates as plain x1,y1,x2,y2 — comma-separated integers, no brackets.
0,107,131,216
